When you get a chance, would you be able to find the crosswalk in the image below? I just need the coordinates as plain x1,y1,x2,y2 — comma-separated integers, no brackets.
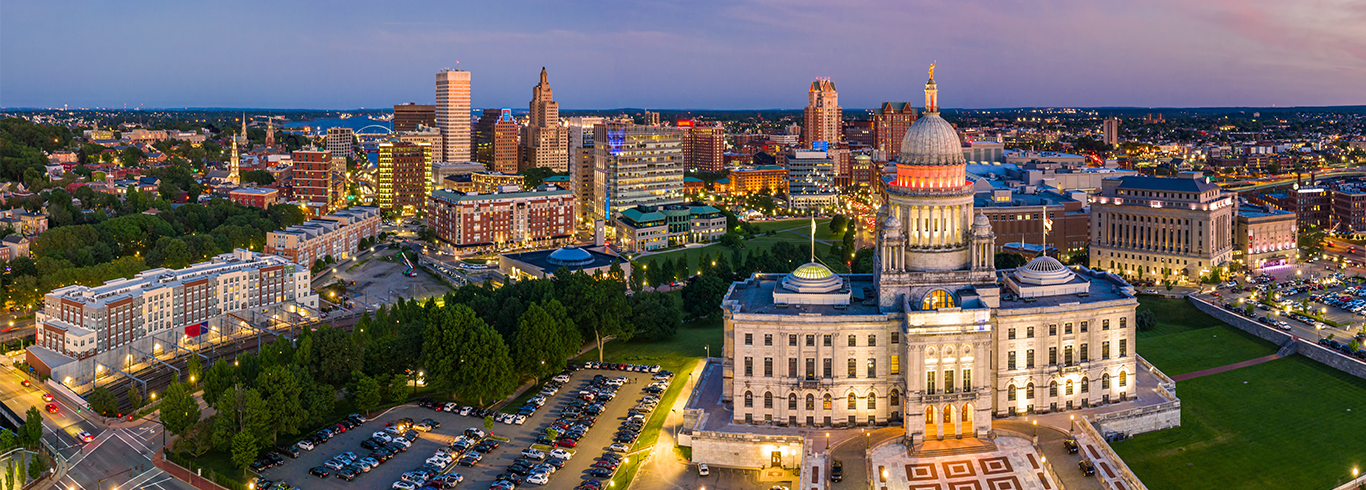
61,426,180,490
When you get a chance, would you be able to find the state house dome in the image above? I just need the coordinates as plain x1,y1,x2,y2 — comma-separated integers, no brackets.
1015,256,1073,286
781,262,843,294
898,115,966,167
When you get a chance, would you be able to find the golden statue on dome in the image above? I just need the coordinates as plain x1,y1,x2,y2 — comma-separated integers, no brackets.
929,61,935,79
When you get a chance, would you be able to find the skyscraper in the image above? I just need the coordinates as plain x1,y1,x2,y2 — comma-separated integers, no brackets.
683,122,726,172
437,68,472,162
293,149,334,217
474,108,502,166
520,68,568,172
394,103,437,132
326,127,354,159
1102,118,1120,146
377,140,433,215
493,109,521,174
593,121,686,224
569,117,605,227
874,102,918,157
803,78,842,148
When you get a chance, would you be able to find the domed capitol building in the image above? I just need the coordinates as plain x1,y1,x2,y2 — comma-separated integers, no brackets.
718,71,1139,445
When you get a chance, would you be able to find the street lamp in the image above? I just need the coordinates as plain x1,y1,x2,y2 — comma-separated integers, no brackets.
1032,420,1038,438
825,432,829,450
1070,415,1075,433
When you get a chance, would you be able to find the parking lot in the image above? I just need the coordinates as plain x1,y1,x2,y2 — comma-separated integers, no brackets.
253,367,666,490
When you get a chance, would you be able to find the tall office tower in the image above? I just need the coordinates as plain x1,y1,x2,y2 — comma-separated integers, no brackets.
437,68,472,162
377,140,433,214
293,150,334,217
874,102,918,156
592,122,686,224
493,109,521,173
682,122,726,172
326,127,355,159
784,149,837,210
803,78,842,147
474,108,502,166
396,127,444,184
520,68,569,172
569,117,605,227
643,110,661,126
1102,118,1120,146
394,103,437,132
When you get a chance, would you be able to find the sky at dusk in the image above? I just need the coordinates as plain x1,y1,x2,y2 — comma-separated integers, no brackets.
3,0,1364,110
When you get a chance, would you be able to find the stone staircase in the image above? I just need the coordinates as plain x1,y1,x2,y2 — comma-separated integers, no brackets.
912,439,998,458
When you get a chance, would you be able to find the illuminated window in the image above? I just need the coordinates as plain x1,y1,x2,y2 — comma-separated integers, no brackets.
922,290,955,310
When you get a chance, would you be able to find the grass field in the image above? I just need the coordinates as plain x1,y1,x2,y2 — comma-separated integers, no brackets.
630,218,855,273
1134,295,1279,376
1112,355,1366,489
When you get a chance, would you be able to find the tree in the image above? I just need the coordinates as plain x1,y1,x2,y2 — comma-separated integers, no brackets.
255,366,305,441
351,373,382,414
25,455,43,482
995,252,1028,270
1298,225,1327,259
681,275,728,321
851,248,876,273
21,407,41,448
186,354,202,386
452,321,516,405
119,146,145,167
159,381,201,437
629,291,681,340
513,303,567,380
719,232,743,250
230,432,259,469
127,386,144,410
306,326,358,387
1136,309,1157,331
87,387,119,416
423,305,479,396
829,215,847,233
239,170,275,185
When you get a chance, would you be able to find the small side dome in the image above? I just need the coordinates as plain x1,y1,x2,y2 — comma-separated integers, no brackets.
547,246,594,267
791,262,834,280
1015,256,1073,285
974,213,990,227
781,262,843,294
884,215,902,230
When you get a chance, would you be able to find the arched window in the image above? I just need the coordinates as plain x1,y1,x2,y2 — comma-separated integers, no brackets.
788,393,797,410
1007,384,1017,401
922,290,955,310
867,392,877,410
1119,371,1128,387
1081,377,1089,393
847,393,857,410
1026,383,1035,399
890,390,900,406
744,391,753,408
806,394,815,411
1066,380,1074,396
1102,373,1111,389
848,335,856,346
1049,381,1058,397
764,392,773,409
823,394,832,410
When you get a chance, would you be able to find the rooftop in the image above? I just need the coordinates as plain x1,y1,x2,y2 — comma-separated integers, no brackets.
503,247,622,273
430,185,571,202
996,266,1135,309
1112,175,1219,193
724,273,882,316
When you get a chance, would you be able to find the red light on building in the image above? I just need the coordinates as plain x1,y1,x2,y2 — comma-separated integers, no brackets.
676,120,695,127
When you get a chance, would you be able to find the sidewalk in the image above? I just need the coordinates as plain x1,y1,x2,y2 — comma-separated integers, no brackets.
1169,353,1281,381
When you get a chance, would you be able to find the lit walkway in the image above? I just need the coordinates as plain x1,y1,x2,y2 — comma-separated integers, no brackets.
1169,353,1282,381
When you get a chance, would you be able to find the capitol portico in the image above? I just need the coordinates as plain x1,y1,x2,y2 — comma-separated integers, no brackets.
717,71,1139,448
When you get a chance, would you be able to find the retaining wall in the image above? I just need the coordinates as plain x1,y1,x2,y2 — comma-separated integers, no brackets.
1078,416,1148,490
1189,297,1366,381
1188,297,1295,346
1295,339,1366,379
1092,400,1182,435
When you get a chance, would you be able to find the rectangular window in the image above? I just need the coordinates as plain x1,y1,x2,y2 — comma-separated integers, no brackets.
891,332,899,344
764,334,772,346
806,334,815,346
1050,324,1057,336
1103,319,1110,330
1120,339,1128,357
848,335,856,347
789,334,797,346
867,358,876,378
788,358,797,378
1027,326,1035,338
1081,343,1089,361
823,335,832,346
744,357,753,377
1120,317,1127,329
745,333,753,345
926,372,936,394
868,335,877,347
764,358,773,377
944,369,954,393
1008,328,1016,340
1027,349,1035,369
1102,342,1111,360
963,369,972,392
1065,345,1074,366
1080,321,1089,333
847,358,856,378
1008,351,1017,370
823,358,832,378
889,355,900,375
1065,322,1073,335
1049,347,1057,366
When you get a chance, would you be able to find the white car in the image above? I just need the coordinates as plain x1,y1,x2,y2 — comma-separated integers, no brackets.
390,438,411,449
549,448,573,460
526,473,551,486
514,415,527,425
444,402,458,412
426,456,451,468
608,443,630,452
373,431,393,442
393,481,418,490
552,374,571,384
297,440,315,451
698,463,709,476
460,406,473,416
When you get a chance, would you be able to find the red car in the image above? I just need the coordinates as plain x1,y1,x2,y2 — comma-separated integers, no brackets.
555,439,577,448
45,403,58,413
20,380,30,387
42,394,53,402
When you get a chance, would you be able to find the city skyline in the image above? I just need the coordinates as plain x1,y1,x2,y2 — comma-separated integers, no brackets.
3,0,1365,110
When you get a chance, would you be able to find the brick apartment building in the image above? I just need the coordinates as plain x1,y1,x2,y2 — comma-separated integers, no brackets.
427,186,575,253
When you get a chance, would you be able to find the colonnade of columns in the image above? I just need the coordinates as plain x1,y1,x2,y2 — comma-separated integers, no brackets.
904,204,970,249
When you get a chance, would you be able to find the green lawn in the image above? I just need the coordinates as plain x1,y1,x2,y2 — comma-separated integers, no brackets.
1113,356,1366,489
631,217,851,274
1136,295,1223,338
1136,324,1278,376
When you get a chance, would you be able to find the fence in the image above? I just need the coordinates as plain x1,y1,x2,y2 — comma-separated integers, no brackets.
157,450,247,490
1077,416,1148,490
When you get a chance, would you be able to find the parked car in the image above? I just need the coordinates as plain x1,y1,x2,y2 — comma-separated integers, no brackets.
309,466,331,478
1079,460,1096,476
1063,439,1079,454
830,460,842,482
